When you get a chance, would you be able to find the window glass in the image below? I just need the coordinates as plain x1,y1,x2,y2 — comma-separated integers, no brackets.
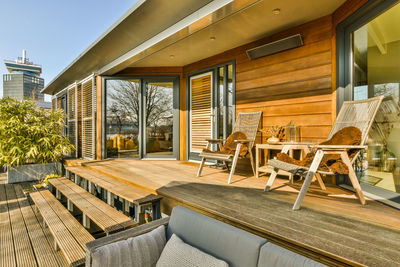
106,79,140,158
352,2,400,193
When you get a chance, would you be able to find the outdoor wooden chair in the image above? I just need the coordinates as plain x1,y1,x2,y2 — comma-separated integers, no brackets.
197,111,262,184
264,96,384,210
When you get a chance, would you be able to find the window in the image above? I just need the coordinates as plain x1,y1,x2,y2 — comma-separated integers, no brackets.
350,2,400,194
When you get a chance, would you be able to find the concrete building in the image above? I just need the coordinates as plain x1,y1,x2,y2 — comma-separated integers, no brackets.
3,50,45,102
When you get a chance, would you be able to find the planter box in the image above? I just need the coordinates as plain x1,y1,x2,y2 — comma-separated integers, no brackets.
7,162,62,184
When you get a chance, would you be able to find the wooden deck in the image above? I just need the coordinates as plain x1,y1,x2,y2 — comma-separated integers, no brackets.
81,159,400,267
0,174,68,267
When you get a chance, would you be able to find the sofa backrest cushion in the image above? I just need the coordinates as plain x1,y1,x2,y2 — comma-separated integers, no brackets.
91,225,166,267
167,206,267,267
157,234,229,267
257,243,327,267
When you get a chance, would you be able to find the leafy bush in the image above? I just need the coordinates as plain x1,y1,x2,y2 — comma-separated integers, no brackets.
0,98,74,168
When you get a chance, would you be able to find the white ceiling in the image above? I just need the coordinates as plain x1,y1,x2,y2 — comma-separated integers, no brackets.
130,0,346,67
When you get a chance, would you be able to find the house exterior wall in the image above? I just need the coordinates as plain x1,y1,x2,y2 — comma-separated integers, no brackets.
97,0,369,162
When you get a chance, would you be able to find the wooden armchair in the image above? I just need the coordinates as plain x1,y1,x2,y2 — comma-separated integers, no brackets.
197,111,262,184
264,96,384,210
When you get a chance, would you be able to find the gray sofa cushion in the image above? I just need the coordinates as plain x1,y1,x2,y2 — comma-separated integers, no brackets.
257,243,327,267
156,234,229,267
167,206,267,267
92,225,166,267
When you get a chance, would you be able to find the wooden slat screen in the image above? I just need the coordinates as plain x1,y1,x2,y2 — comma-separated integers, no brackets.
190,73,212,152
67,86,78,157
81,78,95,159
77,84,82,158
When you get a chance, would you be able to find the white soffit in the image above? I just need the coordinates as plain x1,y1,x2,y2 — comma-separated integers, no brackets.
99,0,235,75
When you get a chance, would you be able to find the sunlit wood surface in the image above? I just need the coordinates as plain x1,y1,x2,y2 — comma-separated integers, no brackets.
81,159,400,266
0,174,68,267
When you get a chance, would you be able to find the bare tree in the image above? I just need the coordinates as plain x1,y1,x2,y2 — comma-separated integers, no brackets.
107,80,172,128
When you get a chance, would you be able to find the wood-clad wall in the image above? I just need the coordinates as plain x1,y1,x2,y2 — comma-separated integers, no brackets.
184,15,334,144
112,0,370,160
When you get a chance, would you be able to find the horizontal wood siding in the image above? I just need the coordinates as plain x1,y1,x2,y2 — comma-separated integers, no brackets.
184,15,334,144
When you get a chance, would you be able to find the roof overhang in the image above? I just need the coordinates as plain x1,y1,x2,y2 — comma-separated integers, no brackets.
42,0,217,95
43,0,346,95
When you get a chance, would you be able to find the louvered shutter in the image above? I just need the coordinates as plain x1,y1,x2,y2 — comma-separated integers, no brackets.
81,78,96,159
68,85,78,157
190,73,213,153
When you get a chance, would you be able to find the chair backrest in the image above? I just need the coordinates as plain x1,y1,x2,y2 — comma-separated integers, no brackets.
328,95,384,145
233,111,262,149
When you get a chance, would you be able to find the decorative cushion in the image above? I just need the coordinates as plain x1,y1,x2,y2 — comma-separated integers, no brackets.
92,225,166,267
202,131,248,156
156,234,229,267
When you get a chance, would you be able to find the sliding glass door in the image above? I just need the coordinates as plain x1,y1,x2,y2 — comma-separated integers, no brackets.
351,2,400,194
143,80,178,158
105,77,179,159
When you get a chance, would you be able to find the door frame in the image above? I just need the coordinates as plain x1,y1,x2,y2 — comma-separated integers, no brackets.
186,60,236,161
101,75,180,160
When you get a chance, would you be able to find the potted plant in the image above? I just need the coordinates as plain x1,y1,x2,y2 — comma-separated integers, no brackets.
0,98,74,183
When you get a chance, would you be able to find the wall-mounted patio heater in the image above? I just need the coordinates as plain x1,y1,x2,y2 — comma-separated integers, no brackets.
246,34,303,60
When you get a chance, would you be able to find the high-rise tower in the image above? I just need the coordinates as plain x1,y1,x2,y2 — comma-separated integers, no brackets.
3,50,44,101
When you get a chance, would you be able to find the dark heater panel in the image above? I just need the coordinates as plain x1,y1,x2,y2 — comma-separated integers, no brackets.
246,34,303,60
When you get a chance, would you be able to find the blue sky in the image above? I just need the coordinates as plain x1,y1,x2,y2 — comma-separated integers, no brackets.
0,0,136,101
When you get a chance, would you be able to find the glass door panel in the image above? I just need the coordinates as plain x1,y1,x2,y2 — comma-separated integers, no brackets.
105,79,141,159
352,2,400,193
144,81,174,157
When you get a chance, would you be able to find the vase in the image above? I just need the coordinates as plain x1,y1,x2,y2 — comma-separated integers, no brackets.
267,136,280,144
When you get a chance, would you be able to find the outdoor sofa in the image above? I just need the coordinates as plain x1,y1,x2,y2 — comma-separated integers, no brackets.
86,206,325,267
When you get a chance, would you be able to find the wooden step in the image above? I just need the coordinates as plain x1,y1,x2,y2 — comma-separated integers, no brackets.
49,177,137,234
30,190,95,267
65,166,162,205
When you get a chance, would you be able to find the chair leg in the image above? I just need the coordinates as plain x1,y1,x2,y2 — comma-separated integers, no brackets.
264,145,291,192
197,157,206,177
224,161,230,172
264,169,278,192
340,152,366,205
315,173,326,190
249,148,256,177
293,150,324,210
228,143,242,184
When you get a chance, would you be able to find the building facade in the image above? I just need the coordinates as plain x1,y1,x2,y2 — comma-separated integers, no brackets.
3,50,45,102
43,0,400,207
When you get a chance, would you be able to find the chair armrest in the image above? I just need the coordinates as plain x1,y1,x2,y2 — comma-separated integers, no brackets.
85,217,169,266
205,138,226,143
312,145,367,150
280,142,314,145
234,139,251,144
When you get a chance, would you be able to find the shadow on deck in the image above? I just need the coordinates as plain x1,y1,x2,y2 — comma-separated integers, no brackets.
77,159,400,266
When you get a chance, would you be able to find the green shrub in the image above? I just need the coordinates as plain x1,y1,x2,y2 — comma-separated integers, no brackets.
0,98,74,168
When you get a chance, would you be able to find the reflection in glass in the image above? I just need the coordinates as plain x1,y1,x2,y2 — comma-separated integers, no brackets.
352,2,400,193
227,64,234,135
218,67,224,139
106,79,140,158
145,82,174,156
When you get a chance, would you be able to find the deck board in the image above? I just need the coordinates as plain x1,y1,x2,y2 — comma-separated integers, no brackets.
49,177,136,233
0,174,68,267
81,159,400,266
5,184,37,267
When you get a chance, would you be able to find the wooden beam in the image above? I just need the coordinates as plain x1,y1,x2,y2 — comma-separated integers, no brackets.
368,21,387,55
